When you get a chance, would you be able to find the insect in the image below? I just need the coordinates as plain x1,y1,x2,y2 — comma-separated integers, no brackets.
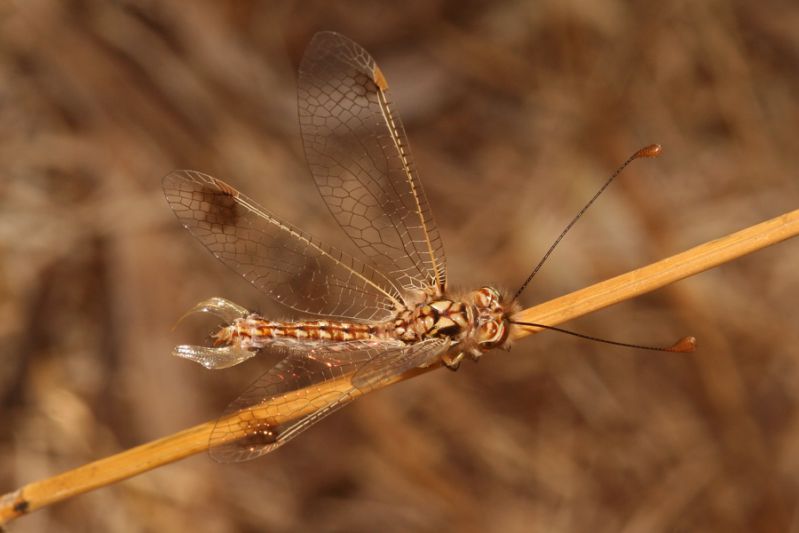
163,31,682,463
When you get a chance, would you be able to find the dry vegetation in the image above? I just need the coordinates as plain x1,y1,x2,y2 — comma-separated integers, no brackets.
1,1,798,532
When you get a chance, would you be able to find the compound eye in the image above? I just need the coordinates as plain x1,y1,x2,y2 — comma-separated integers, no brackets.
479,320,502,346
486,287,500,302
477,287,500,308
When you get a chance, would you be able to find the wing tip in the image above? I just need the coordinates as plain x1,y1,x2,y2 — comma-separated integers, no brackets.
162,169,203,189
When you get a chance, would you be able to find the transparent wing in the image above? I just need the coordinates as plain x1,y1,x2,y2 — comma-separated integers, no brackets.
163,170,405,322
209,338,448,463
352,338,449,391
298,31,447,295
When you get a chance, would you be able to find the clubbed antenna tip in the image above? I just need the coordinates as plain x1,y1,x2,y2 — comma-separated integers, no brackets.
667,336,697,353
635,144,662,159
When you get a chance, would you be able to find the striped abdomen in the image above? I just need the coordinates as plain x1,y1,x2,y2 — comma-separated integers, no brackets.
214,316,388,352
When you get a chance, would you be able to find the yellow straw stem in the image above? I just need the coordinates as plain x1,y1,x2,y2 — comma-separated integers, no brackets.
510,208,799,338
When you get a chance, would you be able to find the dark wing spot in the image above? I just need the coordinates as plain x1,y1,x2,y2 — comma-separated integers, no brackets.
198,183,241,228
13,498,30,514
238,418,279,448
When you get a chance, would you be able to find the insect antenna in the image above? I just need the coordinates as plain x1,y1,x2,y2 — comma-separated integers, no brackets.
510,320,696,353
509,144,695,353
512,144,662,301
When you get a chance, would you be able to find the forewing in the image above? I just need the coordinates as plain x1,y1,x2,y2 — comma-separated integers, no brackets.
163,170,404,322
208,339,440,463
298,31,447,295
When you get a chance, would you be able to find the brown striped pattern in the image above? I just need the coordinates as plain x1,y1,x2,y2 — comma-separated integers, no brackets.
224,317,387,351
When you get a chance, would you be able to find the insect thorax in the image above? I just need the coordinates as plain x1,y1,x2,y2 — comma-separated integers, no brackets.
393,286,515,358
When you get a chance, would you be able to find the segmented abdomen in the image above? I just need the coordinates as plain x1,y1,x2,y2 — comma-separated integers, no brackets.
217,316,389,351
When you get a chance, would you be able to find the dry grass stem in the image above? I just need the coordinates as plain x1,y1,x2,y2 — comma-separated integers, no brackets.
509,208,799,338
1,207,798,524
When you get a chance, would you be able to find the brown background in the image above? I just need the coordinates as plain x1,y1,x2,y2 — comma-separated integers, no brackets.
2,1,799,531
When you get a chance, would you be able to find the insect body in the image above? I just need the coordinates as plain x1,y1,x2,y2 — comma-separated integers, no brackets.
200,286,516,370
164,32,520,462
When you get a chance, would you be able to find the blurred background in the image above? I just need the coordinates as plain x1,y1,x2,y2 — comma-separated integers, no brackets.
1,1,798,531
